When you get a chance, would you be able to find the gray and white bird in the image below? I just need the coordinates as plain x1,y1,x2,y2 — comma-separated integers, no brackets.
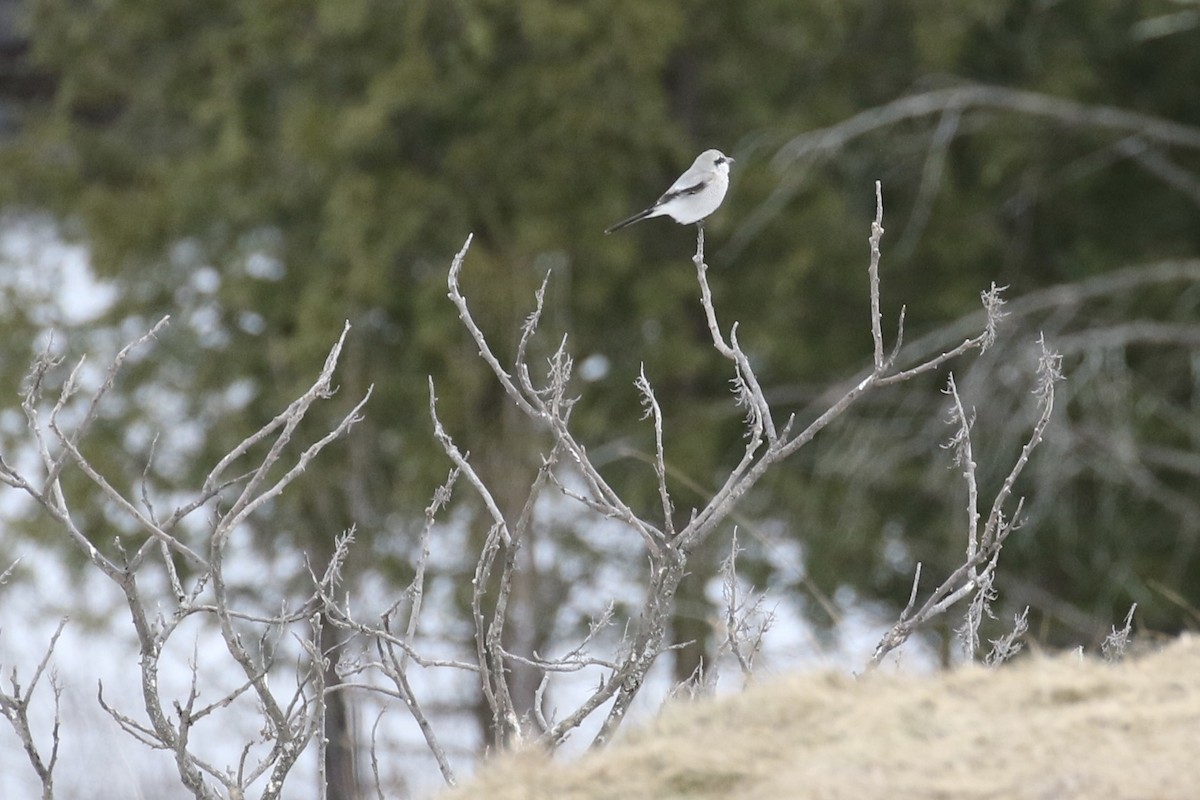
605,149,734,234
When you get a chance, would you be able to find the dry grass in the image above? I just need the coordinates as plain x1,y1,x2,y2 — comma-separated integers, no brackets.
442,636,1200,799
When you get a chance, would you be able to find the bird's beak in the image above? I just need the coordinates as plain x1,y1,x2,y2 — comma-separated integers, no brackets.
726,156,736,165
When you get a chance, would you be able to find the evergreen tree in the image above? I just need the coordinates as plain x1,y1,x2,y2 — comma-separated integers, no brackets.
1,0,1198,790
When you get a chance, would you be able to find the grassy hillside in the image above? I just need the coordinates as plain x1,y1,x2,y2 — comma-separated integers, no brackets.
443,636,1200,799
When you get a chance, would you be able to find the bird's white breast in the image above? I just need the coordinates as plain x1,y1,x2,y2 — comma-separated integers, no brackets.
671,165,729,225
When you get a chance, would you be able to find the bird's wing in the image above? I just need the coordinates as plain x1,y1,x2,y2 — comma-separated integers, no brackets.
653,176,710,207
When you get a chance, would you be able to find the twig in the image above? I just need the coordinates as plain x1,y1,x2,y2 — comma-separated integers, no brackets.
636,366,675,536
868,181,887,369
0,618,68,799
869,336,1063,667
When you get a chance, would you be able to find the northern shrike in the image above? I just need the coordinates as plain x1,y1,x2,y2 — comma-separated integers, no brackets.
605,149,734,234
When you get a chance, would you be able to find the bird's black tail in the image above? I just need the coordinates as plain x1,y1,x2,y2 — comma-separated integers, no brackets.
604,208,654,234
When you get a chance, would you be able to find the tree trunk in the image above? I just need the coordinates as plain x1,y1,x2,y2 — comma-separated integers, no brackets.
323,620,361,800
671,557,716,685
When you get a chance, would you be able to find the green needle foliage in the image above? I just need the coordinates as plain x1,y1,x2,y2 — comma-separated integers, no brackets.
2,0,1199,666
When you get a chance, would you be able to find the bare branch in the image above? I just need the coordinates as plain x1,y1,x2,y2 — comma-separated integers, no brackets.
868,181,887,369
941,375,980,569
693,228,777,442
368,711,388,800
894,106,962,261
314,176,1049,776
446,235,665,549
218,322,370,534
364,618,459,785
985,607,1031,666
980,336,1062,549
400,467,458,669
776,84,1200,168
877,284,1007,385
41,317,170,493
1102,604,1138,663
636,366,675,536
719,530,776,680
427,380,511,547
870,336,1062,667
50,429,209,568
0,617,68,799
447,235,538,419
